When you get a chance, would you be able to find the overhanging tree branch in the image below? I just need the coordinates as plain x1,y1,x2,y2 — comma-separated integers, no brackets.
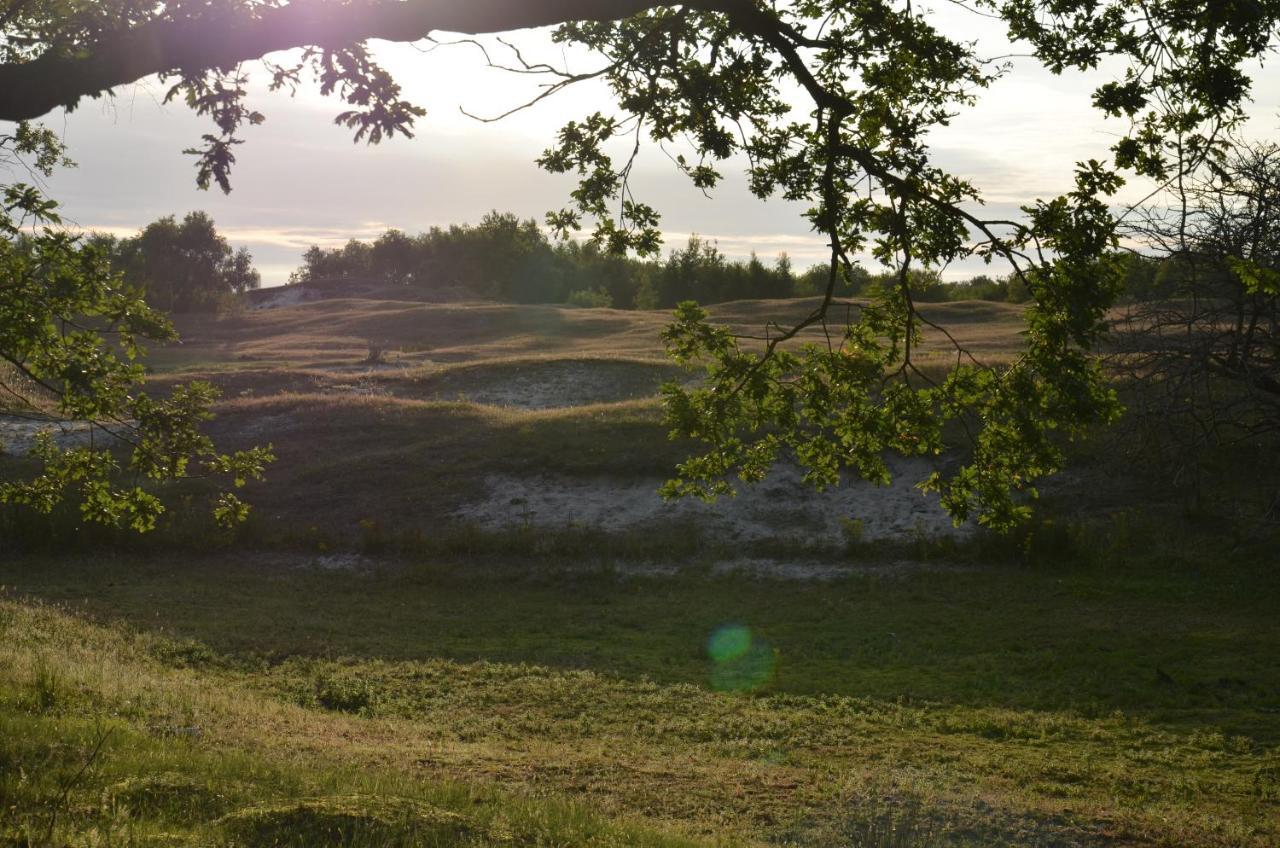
0,0,732,122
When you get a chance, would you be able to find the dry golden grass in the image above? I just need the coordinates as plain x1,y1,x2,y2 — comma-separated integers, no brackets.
0,598,704,847
158,299,675,373
706,297,1027,360
155,295,1026,377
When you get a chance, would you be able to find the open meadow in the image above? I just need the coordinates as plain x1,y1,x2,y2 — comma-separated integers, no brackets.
5,1,1280,845
1,290,1277,847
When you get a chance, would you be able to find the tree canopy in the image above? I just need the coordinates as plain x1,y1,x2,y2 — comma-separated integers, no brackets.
92,211,261,313
0,132,272,531
289,216,803,307
2,0,1278,531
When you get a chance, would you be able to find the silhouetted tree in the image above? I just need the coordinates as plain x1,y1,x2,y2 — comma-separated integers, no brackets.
3,0,1276,529
109,212,260,313
1114,141,1280,477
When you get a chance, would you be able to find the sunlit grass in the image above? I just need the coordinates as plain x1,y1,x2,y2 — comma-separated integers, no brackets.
1,520,1277,846
0,599,703,847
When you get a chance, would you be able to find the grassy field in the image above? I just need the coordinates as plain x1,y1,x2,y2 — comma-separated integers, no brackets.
1,293,1277,846
154,297,1026,373
0,599,700,847
2,535,1277,846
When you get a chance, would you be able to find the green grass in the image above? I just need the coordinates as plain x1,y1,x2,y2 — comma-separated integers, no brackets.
0,601,704,847
2,530,1276,719
4,295,1279,846
1,519,1277,846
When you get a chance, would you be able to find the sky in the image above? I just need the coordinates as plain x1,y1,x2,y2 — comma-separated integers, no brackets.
10,4,1280,286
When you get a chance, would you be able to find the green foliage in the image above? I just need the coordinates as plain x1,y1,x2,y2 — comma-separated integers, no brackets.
535,2,1273,530
30,656,60,713
1231,255,1280,297
310,669,377,714
2,0,1277,531
792,266,1033,304
658,218,1126,532
293,212,589,303
291,217,801,308
92,211,261,313
652,237,797,306
566,287,615,308
0,127,273,532
793,261,871,297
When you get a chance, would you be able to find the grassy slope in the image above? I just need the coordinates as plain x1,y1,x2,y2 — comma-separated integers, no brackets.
155,296,1026,372
0,600,700,847
3,296,1277,846
152,299,677,372
2,532,1277,847
125,296,1026,542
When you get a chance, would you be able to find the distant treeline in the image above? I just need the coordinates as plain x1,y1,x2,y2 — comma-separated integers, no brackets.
289,211,1055,309
84,210,1169,314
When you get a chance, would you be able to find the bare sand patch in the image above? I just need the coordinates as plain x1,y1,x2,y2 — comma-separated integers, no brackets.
0,416,108,456
307,553,374,572
452,455,971,545
249,285,318,310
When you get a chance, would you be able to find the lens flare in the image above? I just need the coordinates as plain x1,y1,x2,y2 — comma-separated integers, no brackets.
706,624,776,692
707,624,752,663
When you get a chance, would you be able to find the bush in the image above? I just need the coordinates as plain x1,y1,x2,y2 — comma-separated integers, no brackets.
312,671,375,714
566,287,614,308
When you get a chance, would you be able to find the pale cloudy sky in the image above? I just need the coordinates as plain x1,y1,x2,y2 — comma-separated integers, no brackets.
13,5,1280,285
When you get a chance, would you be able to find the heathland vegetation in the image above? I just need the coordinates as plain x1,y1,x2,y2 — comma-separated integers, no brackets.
2,287,1278,847
2,1,1279,846
3,192,1278,844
